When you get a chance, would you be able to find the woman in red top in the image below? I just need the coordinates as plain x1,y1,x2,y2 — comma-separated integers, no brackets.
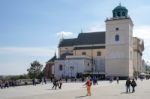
86,77,92,96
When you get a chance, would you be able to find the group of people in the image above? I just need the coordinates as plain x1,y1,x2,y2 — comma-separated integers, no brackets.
84,76,138,96
0,80,17,89
126,78,137,93
52,78,62,90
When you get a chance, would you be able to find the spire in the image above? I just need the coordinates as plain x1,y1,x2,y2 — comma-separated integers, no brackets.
81,28,83,33
119,1,121,6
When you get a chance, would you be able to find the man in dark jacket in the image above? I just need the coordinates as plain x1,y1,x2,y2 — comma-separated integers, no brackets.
126,78,131,93
131,79,137,93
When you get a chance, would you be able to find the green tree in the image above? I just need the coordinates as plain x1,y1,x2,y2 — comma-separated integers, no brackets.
27,60,43,79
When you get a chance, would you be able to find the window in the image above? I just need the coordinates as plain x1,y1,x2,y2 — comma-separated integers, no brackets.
117,12,121,17
122,12,125,16
59,64,63,71
97,51,101,56
116,27,119,31
115,34,119,41
82,52,86,55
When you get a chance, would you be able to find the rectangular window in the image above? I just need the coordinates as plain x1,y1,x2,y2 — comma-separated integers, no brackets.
59,64,63,71
97,51,101,56
82,52,86,55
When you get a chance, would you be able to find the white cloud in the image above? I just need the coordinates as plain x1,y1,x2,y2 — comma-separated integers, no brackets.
56,31,74,38
87,24,105,32
0,47,56,57
133,25,150,47
134,25,150,39
133,25,150,62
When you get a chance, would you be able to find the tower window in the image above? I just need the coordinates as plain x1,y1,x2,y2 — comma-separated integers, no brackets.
115,34,119,41
116,27,119,31
97,51,101,56
117,12,121,17
122,12,125,16
82,52,86,55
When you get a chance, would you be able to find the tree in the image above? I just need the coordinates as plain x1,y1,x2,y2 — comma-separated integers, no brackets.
27,60,43,79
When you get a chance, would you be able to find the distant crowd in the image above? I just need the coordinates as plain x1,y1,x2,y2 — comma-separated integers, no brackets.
1,75,150,93
0,80,17,89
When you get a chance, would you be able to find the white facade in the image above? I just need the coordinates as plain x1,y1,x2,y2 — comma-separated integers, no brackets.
53,56,92,78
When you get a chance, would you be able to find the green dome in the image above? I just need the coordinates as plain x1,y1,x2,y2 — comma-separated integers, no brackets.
113,4,128,18
113,5,128,11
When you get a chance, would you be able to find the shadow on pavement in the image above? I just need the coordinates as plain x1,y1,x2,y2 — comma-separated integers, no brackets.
75,95,88,98
120,92,132,94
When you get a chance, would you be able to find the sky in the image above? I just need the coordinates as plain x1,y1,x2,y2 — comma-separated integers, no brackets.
0,0,150,75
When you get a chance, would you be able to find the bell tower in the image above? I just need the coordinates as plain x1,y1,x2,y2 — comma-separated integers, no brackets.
105,4,134,78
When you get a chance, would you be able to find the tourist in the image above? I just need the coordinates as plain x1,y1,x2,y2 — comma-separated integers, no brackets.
93,76,98,85
85,77,92,96
116,77,119,84
126,78,131,93
52,78,58,90
65,77,68,83
32,79,35,86
58,79,62,89
0,80,2,89
44,77,47,84
131,79,137,93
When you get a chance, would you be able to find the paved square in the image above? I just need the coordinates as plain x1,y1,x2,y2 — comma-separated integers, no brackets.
1,80,150,99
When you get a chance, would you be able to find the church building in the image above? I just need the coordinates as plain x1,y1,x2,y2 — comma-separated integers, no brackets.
44,4,144,79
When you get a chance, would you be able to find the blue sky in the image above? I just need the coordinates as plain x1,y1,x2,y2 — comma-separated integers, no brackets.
0,0,150,75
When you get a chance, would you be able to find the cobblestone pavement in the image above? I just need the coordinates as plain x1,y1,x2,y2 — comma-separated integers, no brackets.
0,80,150,99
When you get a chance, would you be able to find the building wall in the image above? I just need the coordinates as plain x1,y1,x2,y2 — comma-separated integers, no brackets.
53,57,92,78
94,57,105,73
74,48,105,58
133,37,145,75
44,62,53,78
105,18,134,78
53,60,65,78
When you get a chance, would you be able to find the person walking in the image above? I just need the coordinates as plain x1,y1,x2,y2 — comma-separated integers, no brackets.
85,77,92,96
44,77,47,84
52,78,58,90
126,78,131,93
131,79,137,93
116,77,119,84
58,79,62,89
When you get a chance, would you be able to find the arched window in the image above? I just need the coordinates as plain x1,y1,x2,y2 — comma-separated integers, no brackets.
122,12,125,16
117,12,121,17
59,64,63,71
115,34,119,41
